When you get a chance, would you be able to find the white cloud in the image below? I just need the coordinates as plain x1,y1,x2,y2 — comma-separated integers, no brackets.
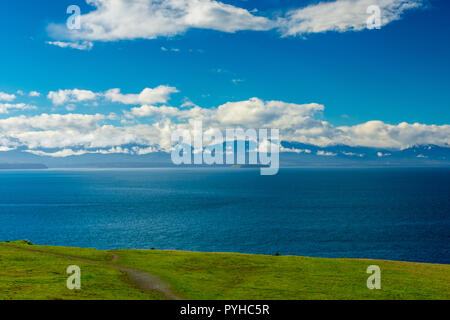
377,151,392,157
336,121,450,149
0,146,14,152
46,86,178,107
47,0,272,42
133,146,159,155
280,147,312,154
125,98,324,134
0,103,37,114
279,0,423,36
47,89,98,105
105,86,178,105
46,0,424,47
215,98,324,128
127,105,181,118
317,150,337,156
257,139,279,153
342,151,365,157
25,146,132,158
0,113,109,132
29,91,41,97
0,112,163,150
25,149,91,157
124,97,450,150
46,41,93,50
0,92,16,102
0,92,449,155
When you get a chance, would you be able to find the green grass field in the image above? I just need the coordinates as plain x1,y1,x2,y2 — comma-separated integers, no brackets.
0,241,448,300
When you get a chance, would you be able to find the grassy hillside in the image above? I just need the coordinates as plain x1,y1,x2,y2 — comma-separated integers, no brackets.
0,241,162,300
0,241,448,300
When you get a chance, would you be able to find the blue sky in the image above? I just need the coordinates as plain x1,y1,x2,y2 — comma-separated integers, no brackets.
0,0,449,156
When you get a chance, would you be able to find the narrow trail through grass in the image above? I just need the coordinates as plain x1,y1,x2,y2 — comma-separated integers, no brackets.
0,242,181,300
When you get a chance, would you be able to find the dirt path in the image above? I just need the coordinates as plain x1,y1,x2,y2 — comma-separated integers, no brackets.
108,252,180,300
0,244,182,300
111,253,120,262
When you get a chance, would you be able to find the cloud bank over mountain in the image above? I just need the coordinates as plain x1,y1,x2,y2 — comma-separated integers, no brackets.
0,85,448,158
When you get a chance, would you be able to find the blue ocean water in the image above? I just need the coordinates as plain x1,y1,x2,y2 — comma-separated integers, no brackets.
0,168,449,264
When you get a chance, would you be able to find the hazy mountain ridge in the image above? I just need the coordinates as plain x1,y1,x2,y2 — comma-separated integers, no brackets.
279,142,450,167
0,163,48,170
0,143,449,168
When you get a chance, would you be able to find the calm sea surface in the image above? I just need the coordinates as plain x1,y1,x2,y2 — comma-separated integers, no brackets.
0,168,449,263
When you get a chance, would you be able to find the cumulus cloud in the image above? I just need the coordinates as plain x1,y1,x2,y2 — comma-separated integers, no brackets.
0,112,164,151
29,91,41,97
125,98,325,135
105,86,178,105
46,86,178,107
46,0,424,47
47,0,272,42
122,97,450,150
215,98,323,128
279,0,423,36
0,94,449,155
0,103,37,114
126,104,213,121
47,89,98,105
0,146,14,152
0,113,110,132
0,92,16,102
336,121,450,149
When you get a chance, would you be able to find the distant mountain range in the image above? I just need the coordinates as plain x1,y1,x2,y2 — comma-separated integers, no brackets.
0,163,48,170
0,143,449,168
279,142,450,167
